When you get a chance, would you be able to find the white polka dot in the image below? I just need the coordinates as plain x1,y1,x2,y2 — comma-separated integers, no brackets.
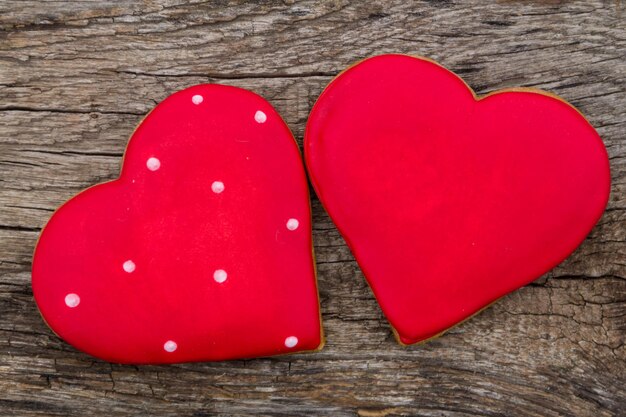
192,94,203,105
213,269,227,283
65,293,80,308
164,340,177,352
284,336,298,348
254,110,267,123
286,218,299,231
211,181,225,194
123,260,136,273
146,157,160,171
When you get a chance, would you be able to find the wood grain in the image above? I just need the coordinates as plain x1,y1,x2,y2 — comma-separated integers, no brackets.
0,1,624,416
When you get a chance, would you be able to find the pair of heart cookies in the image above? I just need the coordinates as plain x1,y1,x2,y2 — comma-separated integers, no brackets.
32,54,610,364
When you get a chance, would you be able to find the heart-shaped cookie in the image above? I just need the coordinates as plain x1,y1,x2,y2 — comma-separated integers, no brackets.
33,85,323,363
305,54,610,345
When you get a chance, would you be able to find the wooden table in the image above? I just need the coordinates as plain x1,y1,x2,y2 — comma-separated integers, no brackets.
1,1,624,416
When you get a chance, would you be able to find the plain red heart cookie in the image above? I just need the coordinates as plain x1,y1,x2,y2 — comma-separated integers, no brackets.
33,85,323,363
305,54,610,345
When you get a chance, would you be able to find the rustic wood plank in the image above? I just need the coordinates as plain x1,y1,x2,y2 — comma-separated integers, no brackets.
0,1,624,416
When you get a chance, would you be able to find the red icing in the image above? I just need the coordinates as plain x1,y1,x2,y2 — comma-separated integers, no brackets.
33,85,322,363
305,54,610,345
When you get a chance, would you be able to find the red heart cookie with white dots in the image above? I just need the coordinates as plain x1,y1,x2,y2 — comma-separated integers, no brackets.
305,54,610,345
33,85,323,364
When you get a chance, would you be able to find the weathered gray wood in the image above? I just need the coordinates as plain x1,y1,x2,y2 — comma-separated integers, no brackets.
0,1,624,416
